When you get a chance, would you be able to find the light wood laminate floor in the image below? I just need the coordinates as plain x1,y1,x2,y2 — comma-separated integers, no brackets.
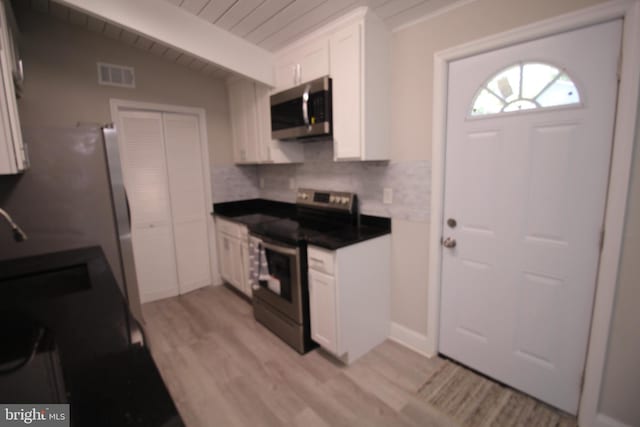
142,285,576,427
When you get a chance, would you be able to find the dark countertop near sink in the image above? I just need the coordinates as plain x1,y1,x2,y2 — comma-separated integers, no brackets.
212,198,391,250
0,246,184,427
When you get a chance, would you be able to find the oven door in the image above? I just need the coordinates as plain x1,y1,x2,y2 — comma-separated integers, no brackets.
251,236,303,324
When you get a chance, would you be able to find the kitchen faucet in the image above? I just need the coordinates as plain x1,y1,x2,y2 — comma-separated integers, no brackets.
0,208,28,242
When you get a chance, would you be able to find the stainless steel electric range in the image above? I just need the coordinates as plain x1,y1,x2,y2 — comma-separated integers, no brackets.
248,189,358,354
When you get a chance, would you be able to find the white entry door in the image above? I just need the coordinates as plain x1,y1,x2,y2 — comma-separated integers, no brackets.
439,21,621,414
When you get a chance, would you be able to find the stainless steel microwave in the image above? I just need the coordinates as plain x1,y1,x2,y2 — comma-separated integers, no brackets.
270,76,332,141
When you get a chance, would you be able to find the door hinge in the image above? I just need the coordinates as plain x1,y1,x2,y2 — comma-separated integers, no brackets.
599,229,605,252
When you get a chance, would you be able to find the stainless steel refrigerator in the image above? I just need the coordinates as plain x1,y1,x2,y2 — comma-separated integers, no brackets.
0,125,142,322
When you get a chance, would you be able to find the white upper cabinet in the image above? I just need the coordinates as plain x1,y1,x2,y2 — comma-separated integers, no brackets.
330,23,362,160
272,7,391,161
0,0,26,175
330,11,390,161
228,79,261,164
254,83,304,164
274,37,329,91
228,78,303,165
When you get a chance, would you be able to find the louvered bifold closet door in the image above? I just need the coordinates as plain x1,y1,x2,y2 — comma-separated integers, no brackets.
162,113,211,294
119,111,180,303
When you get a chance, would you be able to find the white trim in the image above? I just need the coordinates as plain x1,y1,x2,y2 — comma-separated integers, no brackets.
580,1,640,425
594,413,635,427
140,288,179,304
392,0,478,33
389,322,434,358
427,2,640,426
109,98,221,298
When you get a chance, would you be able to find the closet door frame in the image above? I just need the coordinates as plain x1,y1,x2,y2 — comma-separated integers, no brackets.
110,99,220,297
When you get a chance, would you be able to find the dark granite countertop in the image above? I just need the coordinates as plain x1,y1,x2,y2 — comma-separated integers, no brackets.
0,247,183,426
212,199,391,250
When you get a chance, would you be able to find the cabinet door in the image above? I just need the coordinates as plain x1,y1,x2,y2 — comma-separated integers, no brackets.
239,239,251,297
228,80,260,164
274,54,297,92
298,38,329,84
330,23,362,160
229,236,245,290
218,234,233,283
240,82,260,163
309,269,338,355
228,80,249,163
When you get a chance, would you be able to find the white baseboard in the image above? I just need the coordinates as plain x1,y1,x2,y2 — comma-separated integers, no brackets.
141,288,179,304
389,322,436,358
594,413,634,427
180,279,212,295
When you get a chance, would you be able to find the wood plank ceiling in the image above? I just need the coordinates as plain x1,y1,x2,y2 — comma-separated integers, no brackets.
19,0,465,81
163,0,465,51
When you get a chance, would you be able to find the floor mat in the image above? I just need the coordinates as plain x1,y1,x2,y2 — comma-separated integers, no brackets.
417,360,577,427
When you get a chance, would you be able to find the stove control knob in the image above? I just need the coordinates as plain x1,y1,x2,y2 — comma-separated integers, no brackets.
342,197,349,204
329,195,336,203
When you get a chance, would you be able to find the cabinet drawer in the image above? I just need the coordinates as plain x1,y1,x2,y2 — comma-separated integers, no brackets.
308,245,335,276
215,217,247,239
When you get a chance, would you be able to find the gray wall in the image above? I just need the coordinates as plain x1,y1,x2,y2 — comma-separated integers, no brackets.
598,96,640,426
13,8,234,167
0,8,234,321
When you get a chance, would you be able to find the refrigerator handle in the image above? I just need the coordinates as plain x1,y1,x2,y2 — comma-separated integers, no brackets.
124,189,132,229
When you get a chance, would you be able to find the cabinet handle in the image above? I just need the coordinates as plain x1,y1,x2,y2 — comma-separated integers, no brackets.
295,64,301,84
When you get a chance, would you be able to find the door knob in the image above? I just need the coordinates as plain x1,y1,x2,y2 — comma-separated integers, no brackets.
443,237,457,248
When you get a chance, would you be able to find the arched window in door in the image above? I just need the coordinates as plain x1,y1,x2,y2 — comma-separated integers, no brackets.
470,62,581,117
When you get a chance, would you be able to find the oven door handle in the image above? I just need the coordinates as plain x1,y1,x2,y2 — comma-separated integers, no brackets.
260,239,298,257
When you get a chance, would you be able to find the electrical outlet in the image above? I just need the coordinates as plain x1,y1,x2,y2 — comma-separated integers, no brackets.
289,178,296,190
259,177,265,189
383,188,393,204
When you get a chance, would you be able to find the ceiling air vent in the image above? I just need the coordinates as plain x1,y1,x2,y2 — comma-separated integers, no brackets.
97,62,135,88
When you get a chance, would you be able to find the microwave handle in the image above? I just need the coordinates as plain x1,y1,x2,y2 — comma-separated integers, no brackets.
302,84,311,130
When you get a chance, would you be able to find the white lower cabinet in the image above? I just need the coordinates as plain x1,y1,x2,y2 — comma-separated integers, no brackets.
308,235,391,364
308,269,338,354
215,217,250,297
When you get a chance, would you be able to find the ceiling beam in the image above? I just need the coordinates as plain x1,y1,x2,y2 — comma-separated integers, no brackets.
55,0,274,86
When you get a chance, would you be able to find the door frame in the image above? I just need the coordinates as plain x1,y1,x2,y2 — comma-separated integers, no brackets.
109,99,220,297
427,1,640,426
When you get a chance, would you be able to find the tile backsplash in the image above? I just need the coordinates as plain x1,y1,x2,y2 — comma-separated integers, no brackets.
211,164,259,203
212,142,431,222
